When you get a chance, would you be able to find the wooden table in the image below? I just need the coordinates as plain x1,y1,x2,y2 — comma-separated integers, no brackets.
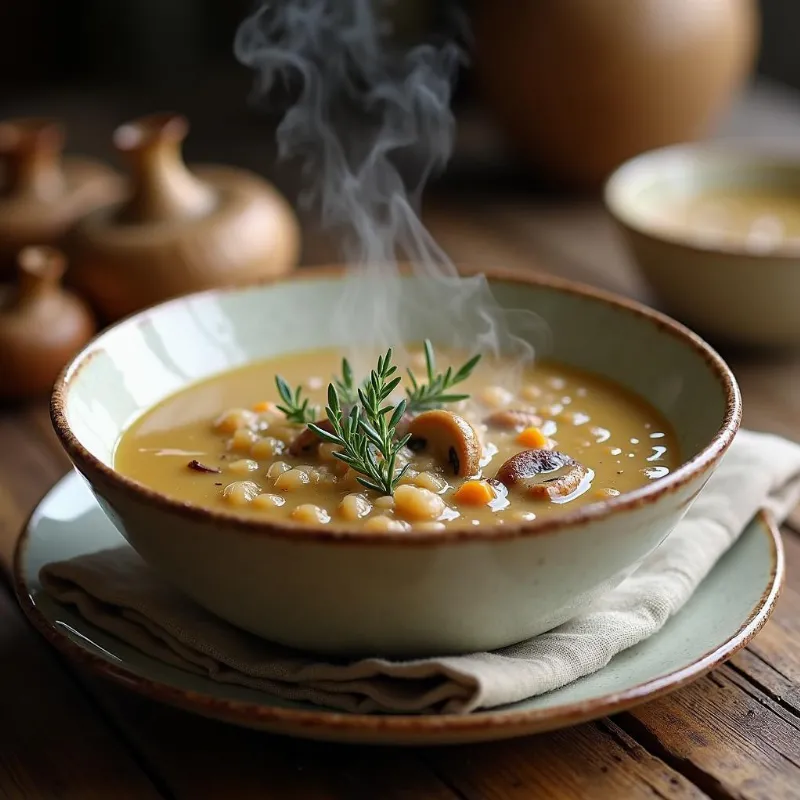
3,82,800,798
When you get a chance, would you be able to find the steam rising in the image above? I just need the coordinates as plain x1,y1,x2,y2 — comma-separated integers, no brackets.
235,0,544,374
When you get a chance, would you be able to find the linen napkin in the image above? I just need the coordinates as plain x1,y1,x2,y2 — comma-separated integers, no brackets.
39,429,800,714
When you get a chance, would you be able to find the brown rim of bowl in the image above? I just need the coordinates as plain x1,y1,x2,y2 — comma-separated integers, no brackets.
12,501,782,739
50,265,742,546
604,142,800,261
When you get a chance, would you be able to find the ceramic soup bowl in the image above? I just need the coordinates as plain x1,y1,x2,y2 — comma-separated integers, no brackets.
606,144,800,347
51,271,740,657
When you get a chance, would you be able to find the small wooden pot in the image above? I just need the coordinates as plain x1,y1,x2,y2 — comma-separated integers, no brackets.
0,118,123,275
0,246,96,400
67,113,301,322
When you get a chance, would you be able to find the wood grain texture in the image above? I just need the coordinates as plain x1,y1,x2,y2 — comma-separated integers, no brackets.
618,666,800,800
729,530,800,716
606,531,800,800
76,680,461,800
0,586,162,798
419,721,709,799
63,673,714,800
0,408,159,797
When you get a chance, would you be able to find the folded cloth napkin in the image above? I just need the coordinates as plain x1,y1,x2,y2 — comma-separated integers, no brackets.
39,429,800,715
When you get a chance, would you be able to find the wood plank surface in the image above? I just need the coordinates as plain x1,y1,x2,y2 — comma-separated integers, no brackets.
73,680,463,800
62,675,711,800
419,721,709,799
0,413,164,797
0,555,162,799
618,670,800,800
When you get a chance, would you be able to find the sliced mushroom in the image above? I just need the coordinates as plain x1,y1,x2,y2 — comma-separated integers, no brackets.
288,419,335,457
394,410,416,439
406,410,481,477
484,408,543,431
496,448,588,500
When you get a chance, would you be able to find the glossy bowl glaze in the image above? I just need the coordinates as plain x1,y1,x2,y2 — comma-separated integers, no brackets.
606,144,800,347
51,270,741,657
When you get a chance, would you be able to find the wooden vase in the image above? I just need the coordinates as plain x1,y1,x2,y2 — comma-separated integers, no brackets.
0,246,95,400
67,113,301,322
0,118,122,275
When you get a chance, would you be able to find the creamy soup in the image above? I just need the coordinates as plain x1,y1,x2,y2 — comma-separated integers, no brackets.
114,346,680,531
650,187,800,253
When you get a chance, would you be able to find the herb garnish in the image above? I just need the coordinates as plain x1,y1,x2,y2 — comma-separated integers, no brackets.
310,349,411,495
406,339,481,413
275,375,318,424
275,343,481,495
333,357,359,407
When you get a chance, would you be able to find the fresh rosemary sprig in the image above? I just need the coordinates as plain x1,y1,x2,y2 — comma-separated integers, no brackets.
333,356,375,408
333,357,358,407
310,349,411,495
274,375,318,425
406,339,482,413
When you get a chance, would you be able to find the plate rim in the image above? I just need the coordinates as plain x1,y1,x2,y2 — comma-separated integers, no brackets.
13,472,784,741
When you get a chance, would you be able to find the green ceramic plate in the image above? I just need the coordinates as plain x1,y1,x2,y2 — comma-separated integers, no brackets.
15,471,783,746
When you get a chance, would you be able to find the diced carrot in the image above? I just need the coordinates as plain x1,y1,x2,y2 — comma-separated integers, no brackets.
516,426,549,449
252,401,276,413
454,480,496,506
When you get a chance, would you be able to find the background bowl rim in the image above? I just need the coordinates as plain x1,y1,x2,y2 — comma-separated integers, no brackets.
50,266,742,546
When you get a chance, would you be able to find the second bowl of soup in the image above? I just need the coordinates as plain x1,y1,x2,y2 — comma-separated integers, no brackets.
52,270,740,656
606,144,800,347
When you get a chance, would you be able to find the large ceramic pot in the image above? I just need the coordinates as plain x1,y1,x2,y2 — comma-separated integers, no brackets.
473,0,760,187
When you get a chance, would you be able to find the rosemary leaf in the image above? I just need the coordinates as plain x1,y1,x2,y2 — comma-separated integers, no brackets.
406,340,482,413
274,375,318,424
311,348,409,496
333,358,360,406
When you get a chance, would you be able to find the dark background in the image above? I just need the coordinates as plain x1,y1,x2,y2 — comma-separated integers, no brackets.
0,0,467,179
0,0,253,92
1,1,797,94
0,0,797,208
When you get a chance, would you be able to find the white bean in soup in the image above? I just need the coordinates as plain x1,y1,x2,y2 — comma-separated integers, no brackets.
114,346,680,530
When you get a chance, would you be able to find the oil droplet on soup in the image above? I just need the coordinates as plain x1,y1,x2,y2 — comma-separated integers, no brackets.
114,347,681,531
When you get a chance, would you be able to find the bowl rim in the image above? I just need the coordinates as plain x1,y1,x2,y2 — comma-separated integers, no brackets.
50,266,742,546
604,141,800,260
